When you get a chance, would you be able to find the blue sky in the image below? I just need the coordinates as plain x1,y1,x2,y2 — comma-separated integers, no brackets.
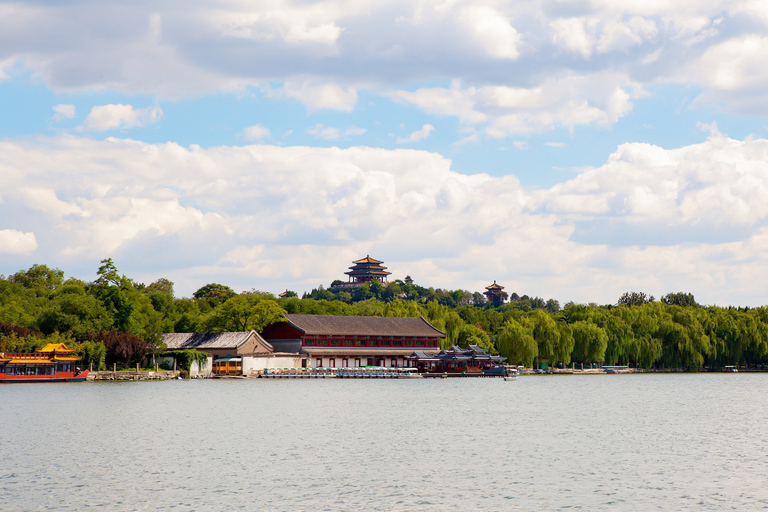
2,0,768,305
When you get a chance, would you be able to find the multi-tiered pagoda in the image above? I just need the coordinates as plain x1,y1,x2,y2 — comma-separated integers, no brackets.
484,281,507,306
336,255,391,288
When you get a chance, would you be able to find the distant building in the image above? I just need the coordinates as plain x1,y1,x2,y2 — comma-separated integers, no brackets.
484,281,507,306
332,255,391,289
261,314,445,369
162,330,305,377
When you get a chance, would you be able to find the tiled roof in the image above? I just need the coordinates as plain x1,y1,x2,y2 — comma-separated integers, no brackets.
283,314,446,338
163,331,268,350
352,255,384,264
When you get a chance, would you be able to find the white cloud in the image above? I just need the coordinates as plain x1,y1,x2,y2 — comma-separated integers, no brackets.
79,104,163,132
682,35,768,112
551,17,595,58
0,0,767,118
396,124,434,144
461,6,521,60
306,124,366,140
0,229,37,254
393,74,638,136
52,104,76,121
345,126,367,136
275,79,358,112
243,124,271,141
307,123,342,140
2,132,768,305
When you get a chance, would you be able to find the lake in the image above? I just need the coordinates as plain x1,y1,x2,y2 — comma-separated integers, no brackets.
2,374,767,511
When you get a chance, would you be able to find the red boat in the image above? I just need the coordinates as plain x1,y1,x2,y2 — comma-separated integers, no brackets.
0,343,89,383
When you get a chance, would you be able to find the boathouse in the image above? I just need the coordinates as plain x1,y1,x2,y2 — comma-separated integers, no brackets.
162,330,305,376
407,345,506,375
260,314,445,369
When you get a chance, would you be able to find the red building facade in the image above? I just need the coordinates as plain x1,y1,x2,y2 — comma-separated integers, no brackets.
261,314,444,368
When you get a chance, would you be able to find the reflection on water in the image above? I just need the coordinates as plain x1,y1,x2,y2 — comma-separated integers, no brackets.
2,374,768,511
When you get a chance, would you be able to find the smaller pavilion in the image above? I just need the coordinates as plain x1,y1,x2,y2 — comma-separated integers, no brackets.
484,281,507,306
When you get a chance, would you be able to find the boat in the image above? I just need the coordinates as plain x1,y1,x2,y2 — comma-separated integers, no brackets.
723,366,739,373
602,365,630,374
503,365,521,381
0,343,89,383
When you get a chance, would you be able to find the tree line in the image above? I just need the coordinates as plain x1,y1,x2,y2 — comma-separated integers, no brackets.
2,261,768,371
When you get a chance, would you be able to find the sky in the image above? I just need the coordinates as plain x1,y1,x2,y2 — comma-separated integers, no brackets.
2,0,768,306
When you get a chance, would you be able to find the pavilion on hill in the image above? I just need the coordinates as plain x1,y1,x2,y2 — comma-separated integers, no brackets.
484,281,507,306
333,255,391,289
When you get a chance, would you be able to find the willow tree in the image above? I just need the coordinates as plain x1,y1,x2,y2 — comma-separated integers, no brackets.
570,320,608,364
496,317,537,367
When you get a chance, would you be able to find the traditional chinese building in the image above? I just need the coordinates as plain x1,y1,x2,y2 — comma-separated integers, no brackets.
484,281,507,306
406,345,506,375
334,255,391,289
261,314,445,368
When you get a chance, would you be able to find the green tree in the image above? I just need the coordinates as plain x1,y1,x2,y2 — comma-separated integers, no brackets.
661,292,698,307
89,259,164,353
618,291,655,307
496,317,537,366
202,295,287,332
193,283,236,307
37,283,112,338
142,278,175,296
570,321,608,364
455,324,494,352
9,264,64,290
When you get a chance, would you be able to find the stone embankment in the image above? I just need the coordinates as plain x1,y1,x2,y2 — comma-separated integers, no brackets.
88,370,181,381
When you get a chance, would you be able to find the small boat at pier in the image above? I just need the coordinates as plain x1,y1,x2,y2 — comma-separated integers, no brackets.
504,365,522,381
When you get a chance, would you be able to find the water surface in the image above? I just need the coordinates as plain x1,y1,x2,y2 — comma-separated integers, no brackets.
1,374,767,511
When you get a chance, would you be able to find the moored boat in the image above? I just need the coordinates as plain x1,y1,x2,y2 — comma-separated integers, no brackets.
602,365,630,374
503,365,521,381
0,343,88,383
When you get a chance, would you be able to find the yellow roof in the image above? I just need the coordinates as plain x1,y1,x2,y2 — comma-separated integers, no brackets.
54,355,81,361
38,343,75,353
352,255,384,264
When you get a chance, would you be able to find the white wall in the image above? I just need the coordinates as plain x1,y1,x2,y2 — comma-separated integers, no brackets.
158,355,213,377
243,355,303,374
190,356,214,377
